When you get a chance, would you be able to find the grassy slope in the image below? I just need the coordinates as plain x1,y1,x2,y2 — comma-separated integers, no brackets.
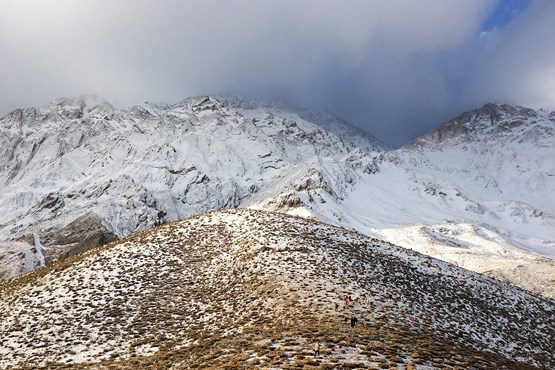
1,209,553,369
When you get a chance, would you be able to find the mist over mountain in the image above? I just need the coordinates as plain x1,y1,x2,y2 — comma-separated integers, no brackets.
2,1,555,146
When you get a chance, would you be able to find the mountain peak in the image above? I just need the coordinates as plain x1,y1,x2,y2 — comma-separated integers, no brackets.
41,94,114,118
0,94,115,125
407,103,551,148
474,102,536,119
213,94,386,150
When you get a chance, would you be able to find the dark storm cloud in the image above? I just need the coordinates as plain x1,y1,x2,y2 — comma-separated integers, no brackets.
1,0,554,146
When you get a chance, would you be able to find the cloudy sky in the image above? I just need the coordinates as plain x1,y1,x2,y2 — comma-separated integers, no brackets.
1,0,554,145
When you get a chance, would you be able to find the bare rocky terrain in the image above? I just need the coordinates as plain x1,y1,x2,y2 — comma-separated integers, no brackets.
1,209,553,369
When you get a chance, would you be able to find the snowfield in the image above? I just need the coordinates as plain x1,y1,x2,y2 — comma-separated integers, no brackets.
0,209,553,369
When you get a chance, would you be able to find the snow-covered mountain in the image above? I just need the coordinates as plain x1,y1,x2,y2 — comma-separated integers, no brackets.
0,94,383,279
279,103,555,298
1,209,553,368
0,95,553,299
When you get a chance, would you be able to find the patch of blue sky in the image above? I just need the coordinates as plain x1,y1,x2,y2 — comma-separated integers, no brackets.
481,0,533,32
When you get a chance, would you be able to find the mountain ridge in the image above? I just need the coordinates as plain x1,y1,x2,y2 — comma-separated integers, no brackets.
1,208,553,369
0,94,383,280
408,102,554,148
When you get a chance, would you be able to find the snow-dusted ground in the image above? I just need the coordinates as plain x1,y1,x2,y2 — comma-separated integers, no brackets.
0,209,553,369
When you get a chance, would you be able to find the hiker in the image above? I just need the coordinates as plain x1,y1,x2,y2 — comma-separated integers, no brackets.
350,316,358,328
343,295,349,309
312,342,320,357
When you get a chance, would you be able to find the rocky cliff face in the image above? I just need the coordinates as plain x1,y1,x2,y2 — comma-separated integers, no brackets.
0,213,116,281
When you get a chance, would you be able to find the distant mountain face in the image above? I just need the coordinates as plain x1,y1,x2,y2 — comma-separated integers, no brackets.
409,103,554,147
1,209,553,368
402,103,555,218
0,95,383,279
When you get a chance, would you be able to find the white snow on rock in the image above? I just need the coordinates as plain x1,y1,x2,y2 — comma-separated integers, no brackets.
0,97,554,300
0,94,382,278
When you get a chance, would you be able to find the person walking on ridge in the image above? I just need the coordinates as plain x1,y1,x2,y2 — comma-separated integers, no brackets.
313,341,320,358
